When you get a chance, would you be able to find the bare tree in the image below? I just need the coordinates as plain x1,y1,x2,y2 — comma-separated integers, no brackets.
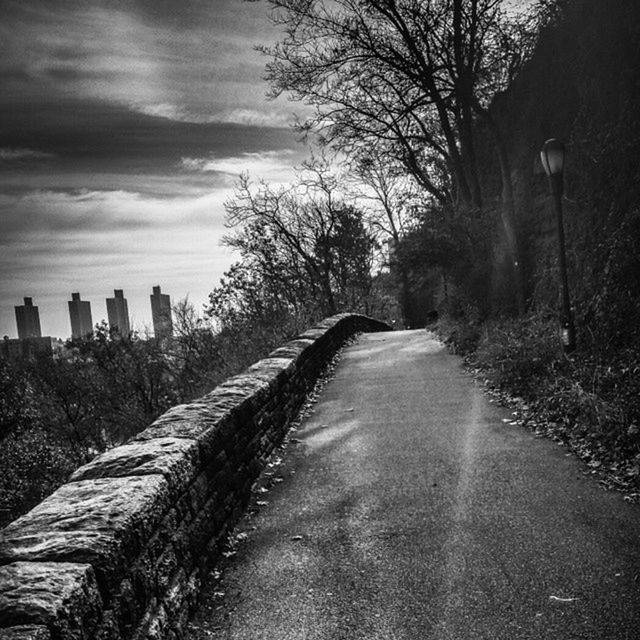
213,158,378,322
263,0,548,313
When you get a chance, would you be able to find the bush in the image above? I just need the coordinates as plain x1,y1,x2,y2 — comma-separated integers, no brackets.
0,426,80,528
442,311,640,493
472,314,565,397
436,312,482,356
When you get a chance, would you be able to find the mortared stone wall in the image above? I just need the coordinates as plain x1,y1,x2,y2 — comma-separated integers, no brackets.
0,314,391,640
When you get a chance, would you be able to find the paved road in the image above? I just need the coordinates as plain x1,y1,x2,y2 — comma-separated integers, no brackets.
187,330,640,640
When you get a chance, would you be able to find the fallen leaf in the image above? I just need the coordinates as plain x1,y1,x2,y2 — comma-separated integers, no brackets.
549,595,578,602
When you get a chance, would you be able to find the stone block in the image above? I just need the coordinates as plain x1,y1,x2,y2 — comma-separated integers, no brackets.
199,388,255,423
69,438,200,497
268,341,314,361
148,403,226,426
185,472,212,517
110,578,138,637
0,476,169,598
93,610,119,640
154,546,177,596
132,405,234,456
160,569,186,621
0,562,101,639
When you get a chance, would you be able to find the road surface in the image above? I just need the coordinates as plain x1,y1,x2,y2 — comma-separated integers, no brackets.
187,330,640,640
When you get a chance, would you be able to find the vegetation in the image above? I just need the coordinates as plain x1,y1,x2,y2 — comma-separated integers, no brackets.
439,313,640,499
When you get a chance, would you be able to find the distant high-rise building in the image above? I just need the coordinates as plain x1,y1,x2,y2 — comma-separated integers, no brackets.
15,297,42,339
106,289,131,335
68,293,93,338
150,285,172,338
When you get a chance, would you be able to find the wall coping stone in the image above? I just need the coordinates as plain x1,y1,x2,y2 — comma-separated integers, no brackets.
0,562,100,638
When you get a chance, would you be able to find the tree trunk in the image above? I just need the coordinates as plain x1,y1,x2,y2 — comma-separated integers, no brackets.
478,108,526,315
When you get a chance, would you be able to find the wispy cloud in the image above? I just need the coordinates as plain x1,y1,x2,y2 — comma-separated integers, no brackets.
180,150,299,181
0,187,230,244
0,147,55,161
131,103,294,128
0,1,295,127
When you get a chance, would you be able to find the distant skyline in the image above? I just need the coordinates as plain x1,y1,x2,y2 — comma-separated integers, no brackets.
0,0,308,338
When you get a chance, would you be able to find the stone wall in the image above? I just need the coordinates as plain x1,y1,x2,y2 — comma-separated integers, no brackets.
0,314,391,640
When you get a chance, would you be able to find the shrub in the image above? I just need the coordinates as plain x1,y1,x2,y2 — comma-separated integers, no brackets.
436,310,482,356
472,314,565,397
0,426,80,528
448,312,640,490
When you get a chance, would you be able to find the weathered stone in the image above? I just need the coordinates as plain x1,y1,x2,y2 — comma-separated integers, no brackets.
0,476,169,597
154,546,177,596
186,473,209,516
133,418,235,468
249,355,297,373
150,403,226,425
135,602,167,640
110,578,139,637
0,626,51,640
0,562,101,639
93,610,119,640
69,438,199,495
161,569,186,621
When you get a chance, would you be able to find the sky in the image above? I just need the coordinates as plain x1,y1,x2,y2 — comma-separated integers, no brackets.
0,0,309,338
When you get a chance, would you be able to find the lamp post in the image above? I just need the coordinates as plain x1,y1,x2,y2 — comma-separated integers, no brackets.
540,138,576,353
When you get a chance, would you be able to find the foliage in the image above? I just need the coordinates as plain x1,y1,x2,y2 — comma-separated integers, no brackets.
208,160,380,332
63,323,179,447
439,311,640,496
472,314,565,396
168,298,227,399
0,426,79,529
0,358,41,442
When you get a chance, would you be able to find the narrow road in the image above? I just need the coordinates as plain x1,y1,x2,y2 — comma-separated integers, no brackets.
187,330,640,640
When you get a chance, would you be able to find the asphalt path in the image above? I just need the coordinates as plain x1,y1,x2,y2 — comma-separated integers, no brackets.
187,330,640,640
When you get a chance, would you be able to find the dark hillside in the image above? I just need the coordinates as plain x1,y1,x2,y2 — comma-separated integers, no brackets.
486,0,640,335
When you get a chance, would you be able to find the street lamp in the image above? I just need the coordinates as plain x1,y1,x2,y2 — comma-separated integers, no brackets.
540,138,576,353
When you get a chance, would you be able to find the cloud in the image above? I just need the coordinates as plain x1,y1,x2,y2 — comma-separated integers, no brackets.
0,97,303,182
131,103,294,128
0,148,55,161
213,108,294,128
0,187,232,244
0,0,297,131
180,150,299,181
